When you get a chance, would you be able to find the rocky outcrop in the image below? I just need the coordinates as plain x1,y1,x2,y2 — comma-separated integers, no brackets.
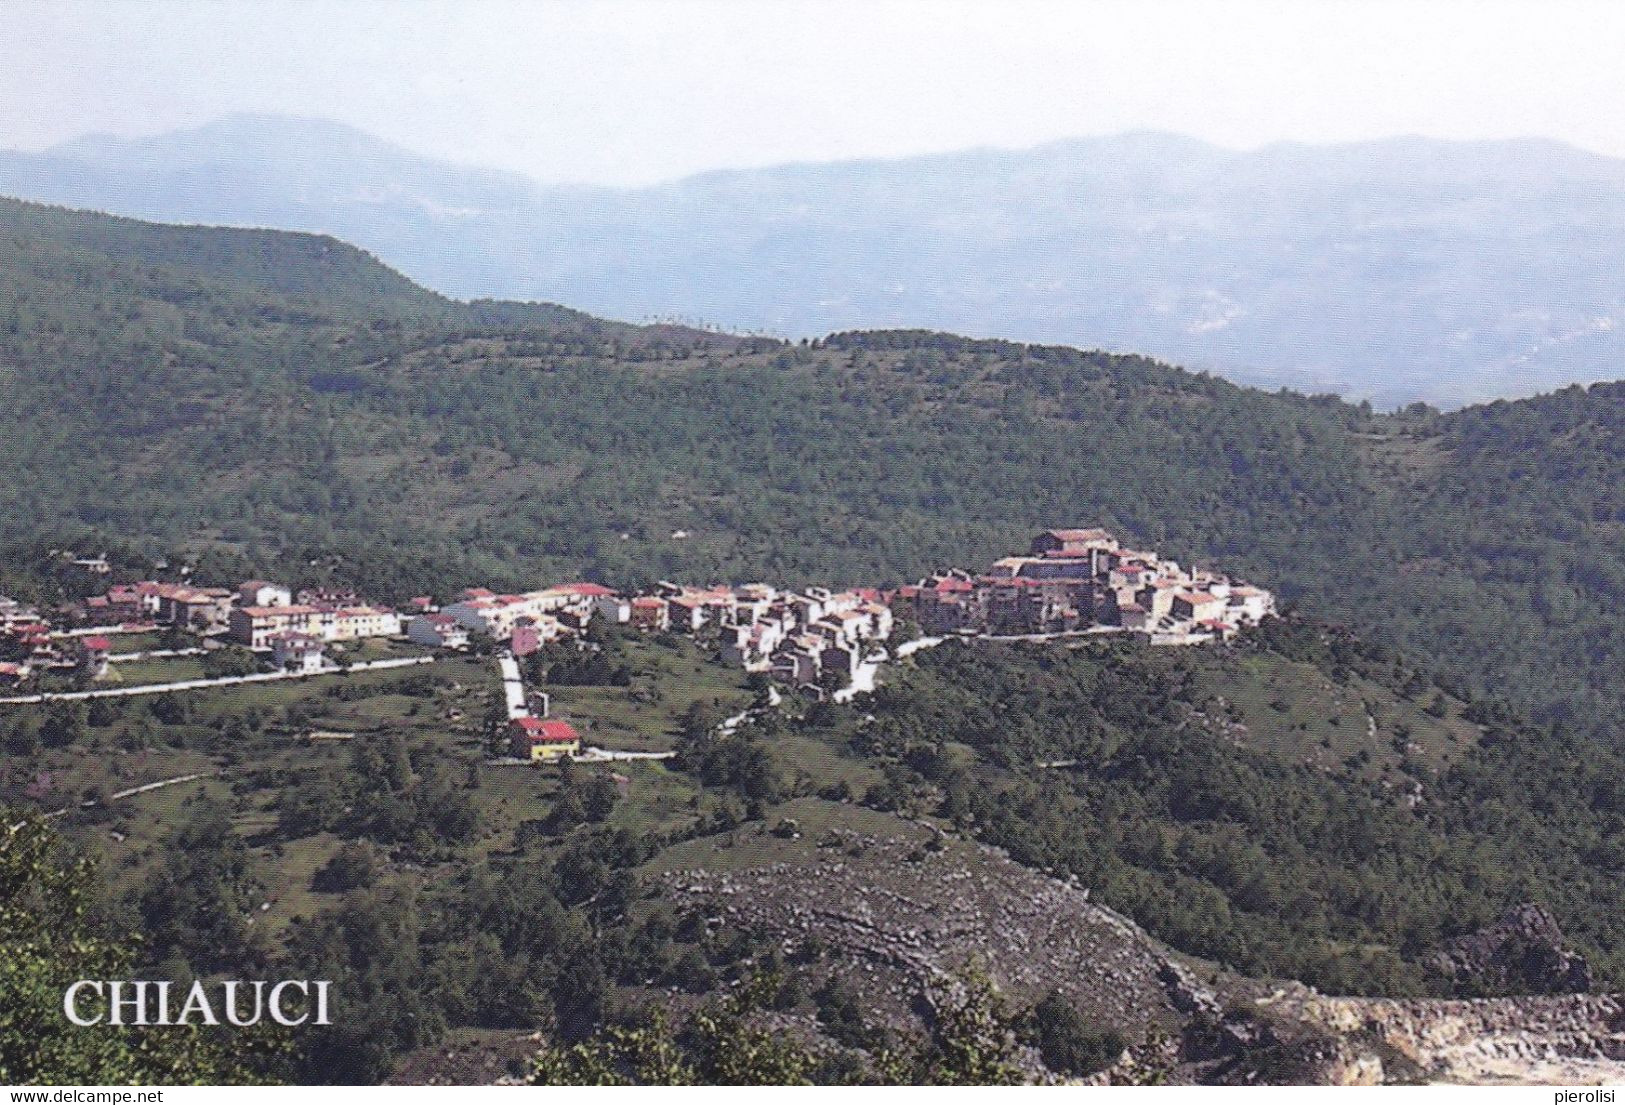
661,828,1211,1043
658,824,1625,1085
1427,904,1593,995
1268,992,1625,1084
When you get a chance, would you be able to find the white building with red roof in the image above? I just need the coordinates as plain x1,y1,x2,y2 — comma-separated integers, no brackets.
271,632,326,674
79,635,112,678
509,717,581,762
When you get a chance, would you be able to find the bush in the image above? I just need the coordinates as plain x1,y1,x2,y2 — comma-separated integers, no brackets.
1026,991,1123,1077
203,646,263,679
312,841,380,893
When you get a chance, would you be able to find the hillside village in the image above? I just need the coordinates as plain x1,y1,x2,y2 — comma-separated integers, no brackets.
0,528,1274,738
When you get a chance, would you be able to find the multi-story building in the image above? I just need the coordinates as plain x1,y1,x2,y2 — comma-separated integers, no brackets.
79,635,112,679
271,632,326,674
721,619,787,671
326,606,402,641
1171,590,1228,624
230,605,327,648
1226,585,1277,625
159,586,235,633
630,596,669,631
442,586,589,640
233,603,399,647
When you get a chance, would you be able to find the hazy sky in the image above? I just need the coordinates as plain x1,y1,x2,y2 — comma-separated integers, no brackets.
8,0,1625,186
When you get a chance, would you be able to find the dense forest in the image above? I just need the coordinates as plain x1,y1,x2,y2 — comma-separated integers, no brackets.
826,623,1625,997
2,197,1620,744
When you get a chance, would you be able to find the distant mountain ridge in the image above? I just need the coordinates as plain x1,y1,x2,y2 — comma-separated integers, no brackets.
7,115,1625,406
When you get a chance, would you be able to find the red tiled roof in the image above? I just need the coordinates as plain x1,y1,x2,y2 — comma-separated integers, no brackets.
551,582,616,597
81,636,112,652
511,718,580,742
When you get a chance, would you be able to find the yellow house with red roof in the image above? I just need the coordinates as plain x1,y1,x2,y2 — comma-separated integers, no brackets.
510,717,582,762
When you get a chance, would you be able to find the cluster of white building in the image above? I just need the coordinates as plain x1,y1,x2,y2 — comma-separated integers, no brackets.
707,584,894,688
403,579,896,693
408,583,617,654
908,528,1276,643
26,524,1275,691
226,581,401,659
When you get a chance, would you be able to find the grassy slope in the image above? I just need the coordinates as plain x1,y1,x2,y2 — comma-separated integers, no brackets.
5,636,752,938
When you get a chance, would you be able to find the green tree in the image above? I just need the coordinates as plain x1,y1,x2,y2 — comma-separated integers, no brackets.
312,841,380,893
0,810,274,1084
1025,990,1123,1078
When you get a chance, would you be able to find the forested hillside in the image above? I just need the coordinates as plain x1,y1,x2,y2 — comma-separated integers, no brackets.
842,625,1625,996
1,196,1621,741
10,116,1625,405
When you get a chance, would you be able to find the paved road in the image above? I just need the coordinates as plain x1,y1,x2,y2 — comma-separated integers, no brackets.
0,655,435,705
578,747,676,762
894,635,947,657
108,647,205,663
497,655,529,719
833,653,887,703
830,636,947,703
978,626,1129,643
487,748,676,765
53,624,147,639
42,771,219,820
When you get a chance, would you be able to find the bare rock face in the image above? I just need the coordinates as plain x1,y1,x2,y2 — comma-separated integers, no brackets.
660,828,1209,1044
1210,1032,1387,1086
657,826,1625,1085
1268,992,1625,1084
1428,904,1593,995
